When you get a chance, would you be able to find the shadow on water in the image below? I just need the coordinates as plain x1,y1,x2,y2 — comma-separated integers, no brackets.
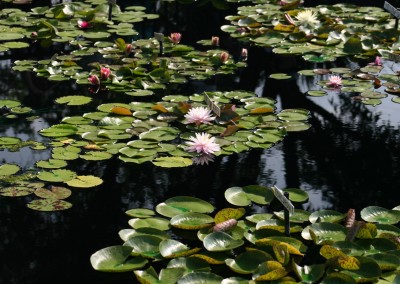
1,0,400,283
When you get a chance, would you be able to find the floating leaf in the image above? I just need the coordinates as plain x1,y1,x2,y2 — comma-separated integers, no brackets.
34,186,71,199
152,157,193,167
0,164,20,176
111,106,133,116
170,212,214,230
225,250,273,274
224,187,251,206
36,159,68,169
177,272,223,284
40,124,78,137
283,188,309,203
125,208,155,218
361,206,400,225
203,231,244,252
252,260,288,281
37,169,77,182
27,199,72,211
309,210,346,223
156,196,215,218
159,239,200,258
55,95,92,106
90,245,148,272
66,175,103,188
214,208,246,224
0,186,35,197
129,217,171,231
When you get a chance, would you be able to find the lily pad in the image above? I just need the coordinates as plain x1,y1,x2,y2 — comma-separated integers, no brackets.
37,169,77,182
203,231,244,251
55,95,92,106
66,175,103,188
0,164,20,176
27,199,73,211
361,206,400,224
34,186,71,199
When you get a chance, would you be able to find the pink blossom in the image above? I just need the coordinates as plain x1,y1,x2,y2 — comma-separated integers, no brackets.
88,75,100,85
369,56,382,66
192,154,215,165
78,20,90,29
220,52,229,63
211,36,219,46
125,43,133,55
168,33,181,44
186,132,220,155
327,75,342,88
241,48,248,60
184,106,215,126
100,67,111,80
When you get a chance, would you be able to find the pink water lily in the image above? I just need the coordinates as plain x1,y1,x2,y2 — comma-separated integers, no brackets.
77,20,90,29
125,43,133,55
186,132,220,155
211,36,219,46
184,106,215,126
241,48,248,60
327,75,342,88
220,52,229,63
168,32,181,44
369,56,382,66
100,67,111,80
88,75,100,85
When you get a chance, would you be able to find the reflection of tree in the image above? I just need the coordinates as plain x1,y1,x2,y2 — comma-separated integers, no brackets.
238,46,400,212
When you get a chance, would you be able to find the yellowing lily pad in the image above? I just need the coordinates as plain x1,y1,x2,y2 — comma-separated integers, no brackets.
27,199,72,211
66,175,103,188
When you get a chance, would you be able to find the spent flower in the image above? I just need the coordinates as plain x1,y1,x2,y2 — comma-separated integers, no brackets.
186,132,221,155
184,106,215,126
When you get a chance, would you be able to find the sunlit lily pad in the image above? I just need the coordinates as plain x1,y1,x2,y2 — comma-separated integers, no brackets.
118,227,169,242
66,175,103,188
0,136,21,145
307,90,327,97
0,163,20,176
283,188,309,203
203,231,244,251
309,210,346,223
36,159,68,169
40,124,78,137
125,208,155,218
293,263,325,283
55,95,92,106
225,250,273,274
155,196,215,218
252,260,288,281
170,212,214,230
90,245,148,272
27,199,72,211
307,222,347,245
34,186,71,199
269,73,291,80
177,271,223,284
159,239,200,258
37,169,77,182
361,206,400,224
123,235,163,259
128,217,171,231
224,187,251,206
152,156,193,167
0,186,35,197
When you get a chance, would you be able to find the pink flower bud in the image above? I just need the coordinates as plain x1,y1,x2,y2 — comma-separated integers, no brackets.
125,43,133,55
168,32,181,44
241,48,248,59
374,56,382,66
88,75,100,85
220,52,229,63
100,67,111,80
77,20,90,29
30,32,38,38
211,36,219,46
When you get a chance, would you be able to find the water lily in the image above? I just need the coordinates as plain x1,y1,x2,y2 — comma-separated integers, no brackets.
192,154,215,165
220,52,229,63
327,75,342,88
77,20,90,29
88,75,100,85
168,32,181,44
186,132,220,155
241,48,248,60
295,9,319,27
100,67,111,80
369,56,382,66
184,106,215,126
125,43,133,55
211,36,219,46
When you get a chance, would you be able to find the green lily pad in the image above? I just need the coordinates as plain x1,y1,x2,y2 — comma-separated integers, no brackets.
274,209,311,224
170,212,214,230
36,159,68,169
0,163,20,176
65,175,103,188
307,222,347,245
0,136,21,145
361,206,400,225
159,239,199,258
203,231,244,251
283,188,309,203
129,217,171,231
177,272,223,284
341,256,382,282
307,90,327,97
224,187,251,206
155,196,215,218
37,169,77,182
118,227,169,242
309,210,346,223
125,208,155,218
242,185,274,205
123,235,163,259
225,250,273,274
152,156,193,167
55,95,92,106
293,263,325,283
0,186,35,197
269,73,291,80
40,124,78,137
34,186,71,199
27,199,72,211
90,245,148,272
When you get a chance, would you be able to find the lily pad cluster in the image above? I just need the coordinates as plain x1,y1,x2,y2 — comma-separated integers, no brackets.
36,90,310,167
90,185,400,283
222,2,398,62
298,57,400,107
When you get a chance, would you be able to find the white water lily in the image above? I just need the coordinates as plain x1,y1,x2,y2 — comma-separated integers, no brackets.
184,106,215,126
186,132,220,155
295,9,319,27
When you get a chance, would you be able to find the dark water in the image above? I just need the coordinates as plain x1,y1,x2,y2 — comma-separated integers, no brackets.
1,0,400,283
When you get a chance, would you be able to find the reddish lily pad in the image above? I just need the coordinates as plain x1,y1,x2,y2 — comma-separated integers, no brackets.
27,199,73,211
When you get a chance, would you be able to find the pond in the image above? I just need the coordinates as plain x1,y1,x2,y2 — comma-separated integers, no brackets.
1,0,400,283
